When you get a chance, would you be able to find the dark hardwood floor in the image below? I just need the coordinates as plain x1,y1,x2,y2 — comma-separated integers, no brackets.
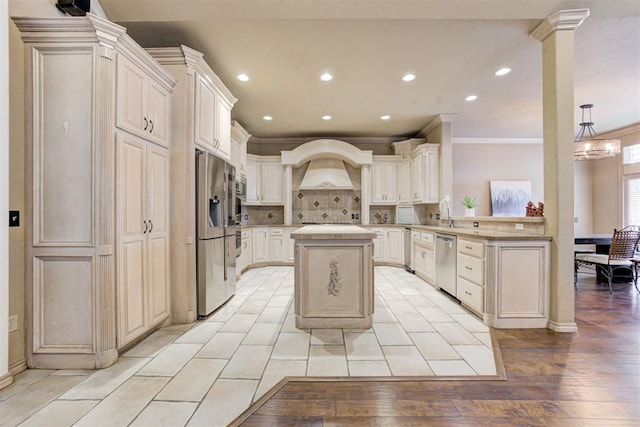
234,275,640,426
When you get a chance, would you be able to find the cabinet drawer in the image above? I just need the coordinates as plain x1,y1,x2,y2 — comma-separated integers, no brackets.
459,239,484,258
457,276,484,313
411,230,421,240
241,229,251,239
270,228,284,236
420,232,434,244
457,253,484,286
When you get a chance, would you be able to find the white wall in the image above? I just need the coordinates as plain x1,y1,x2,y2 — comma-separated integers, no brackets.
452,142,544,217
573,160,593,235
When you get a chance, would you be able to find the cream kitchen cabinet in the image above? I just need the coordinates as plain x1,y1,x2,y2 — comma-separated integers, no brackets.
252,227,270,264
371,157,398,204
237,229,252,276
117,55,170,147
384,228,404,264
116,133,170,348
16,15,176,369
456,238,485,315
246,155,284,205
397,160,412,204
194,74,233,160
230,121,250,178
148,45,237,324
372,228,385,262
269,228,286,262
411,144,440,204
412,231,435,283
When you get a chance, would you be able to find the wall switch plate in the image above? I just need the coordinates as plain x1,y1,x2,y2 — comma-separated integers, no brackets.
515,223,524,230
8,314,18,332
574,217,579,223
9,210,19,227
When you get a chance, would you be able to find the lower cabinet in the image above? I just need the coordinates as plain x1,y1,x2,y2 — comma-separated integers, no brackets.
270,228,286,261
412,231,435,283
252,227,270,264
372,228,384,262
116,133,170,349
384,228,404,264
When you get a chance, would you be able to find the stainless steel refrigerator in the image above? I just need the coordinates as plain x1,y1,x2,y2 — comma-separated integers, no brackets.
196,150,236,318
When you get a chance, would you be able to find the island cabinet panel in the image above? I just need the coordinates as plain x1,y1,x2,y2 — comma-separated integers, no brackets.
16,14,176,369
484,241,550,328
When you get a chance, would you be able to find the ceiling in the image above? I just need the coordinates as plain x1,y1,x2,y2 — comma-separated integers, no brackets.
99,0,640,140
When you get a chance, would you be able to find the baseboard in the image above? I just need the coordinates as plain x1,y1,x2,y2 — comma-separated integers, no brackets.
548,320,578,333
9,359,28,376
0,372,13,390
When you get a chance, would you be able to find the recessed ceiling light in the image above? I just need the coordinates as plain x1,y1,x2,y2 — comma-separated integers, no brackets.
465,95,478,102
381,115,391,120
237,73,250,82
402,73,416,82
322,115,332,120
320,72,333,82
494,67,511,76
263,115,273,121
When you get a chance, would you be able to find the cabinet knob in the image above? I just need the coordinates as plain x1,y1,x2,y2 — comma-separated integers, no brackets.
149,120,154,133
465,266,472,270
143,220,148,234
466,245,473,250
143,117,148,131
465,290,472,296
149,220,153,232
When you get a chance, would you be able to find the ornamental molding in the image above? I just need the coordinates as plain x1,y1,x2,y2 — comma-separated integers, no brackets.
530,8,590,42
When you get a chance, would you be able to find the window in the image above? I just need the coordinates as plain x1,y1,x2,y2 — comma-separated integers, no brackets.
623,143,640,226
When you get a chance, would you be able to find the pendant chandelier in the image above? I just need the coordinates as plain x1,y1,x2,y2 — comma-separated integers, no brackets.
574,104,621,160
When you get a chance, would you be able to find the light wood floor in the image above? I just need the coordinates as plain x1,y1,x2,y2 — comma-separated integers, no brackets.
234,275,640,426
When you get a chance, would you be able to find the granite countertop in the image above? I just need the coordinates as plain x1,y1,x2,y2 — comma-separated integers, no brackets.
290,224,376,240
410,225,551,241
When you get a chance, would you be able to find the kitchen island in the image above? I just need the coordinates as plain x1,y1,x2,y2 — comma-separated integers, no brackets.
290,225,375,329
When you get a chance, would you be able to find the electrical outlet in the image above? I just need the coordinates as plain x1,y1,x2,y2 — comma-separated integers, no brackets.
8,314,18,332
574,217,579,223
515,223,524,230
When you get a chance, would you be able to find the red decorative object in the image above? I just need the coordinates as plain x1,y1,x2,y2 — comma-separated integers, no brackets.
526,201,544,217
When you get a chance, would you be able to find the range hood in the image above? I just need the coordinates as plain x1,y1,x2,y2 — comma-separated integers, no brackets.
299,159,354,190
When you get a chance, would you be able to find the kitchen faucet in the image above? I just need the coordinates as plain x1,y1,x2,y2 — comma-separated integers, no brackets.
439,197,453,228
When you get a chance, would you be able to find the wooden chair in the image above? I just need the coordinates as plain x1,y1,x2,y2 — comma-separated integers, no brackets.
574,225,640,293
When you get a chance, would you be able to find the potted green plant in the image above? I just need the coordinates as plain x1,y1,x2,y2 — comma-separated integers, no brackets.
461,195,478,217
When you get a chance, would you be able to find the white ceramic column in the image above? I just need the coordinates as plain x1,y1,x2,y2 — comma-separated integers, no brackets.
1,0,12,389
284,164,292,225
361,164,370,225
531,8,589,333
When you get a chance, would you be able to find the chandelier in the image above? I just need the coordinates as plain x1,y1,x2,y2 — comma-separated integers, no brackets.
574,104,621,160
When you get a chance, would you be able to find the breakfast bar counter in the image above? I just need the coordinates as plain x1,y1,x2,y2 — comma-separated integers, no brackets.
290,225,375,329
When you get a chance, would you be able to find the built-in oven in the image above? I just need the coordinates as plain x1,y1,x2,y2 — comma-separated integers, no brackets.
234,175,246,258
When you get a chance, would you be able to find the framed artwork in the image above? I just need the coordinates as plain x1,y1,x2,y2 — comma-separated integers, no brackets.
490,180,531,217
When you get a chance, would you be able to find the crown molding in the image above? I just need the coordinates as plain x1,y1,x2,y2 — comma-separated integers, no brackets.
530,8,590,41
231,121,251,144
452,137,543,144
418,114,457,137
600,122,640,139
249,135,404,145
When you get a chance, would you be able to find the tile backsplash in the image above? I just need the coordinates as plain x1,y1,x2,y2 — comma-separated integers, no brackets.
292,190,361,224
242,206,284,225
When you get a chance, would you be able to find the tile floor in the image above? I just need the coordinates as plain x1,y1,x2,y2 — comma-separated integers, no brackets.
0,266,497,427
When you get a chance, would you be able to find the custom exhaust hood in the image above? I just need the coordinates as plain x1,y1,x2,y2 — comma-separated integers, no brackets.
299,159,354,190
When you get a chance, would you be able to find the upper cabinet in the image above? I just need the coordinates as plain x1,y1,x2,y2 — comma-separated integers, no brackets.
371,157,398,204
397,159,411,204
117,55,170,147
194,74,234,160
246,155,284,205
230,121,251,177
411,144,440,204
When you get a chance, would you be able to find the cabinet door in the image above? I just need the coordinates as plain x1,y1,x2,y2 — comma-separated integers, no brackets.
286,229,295,262
245,159,261,204
215,97,231,160
383,162,398,203
252,228,269,263
413,243,425,275
116,135,147,348
411,154,423,202
117,56,147,138
261,161,283,204
270,235,285,261
146,80,170,147
371,162,386,203
372,229,384,262
385,229,403,263
425,149,440,203
424,247,435,281
397,160,411,204
147,145,170,326
194,75,216,151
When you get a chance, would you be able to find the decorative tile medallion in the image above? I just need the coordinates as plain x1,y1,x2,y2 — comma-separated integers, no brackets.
342,209,348,215
297,213,304,219
314,201,320,207
297,193,304,199
322,213,328,219
267,213,273,219
354,196,360,203
334,197,340,203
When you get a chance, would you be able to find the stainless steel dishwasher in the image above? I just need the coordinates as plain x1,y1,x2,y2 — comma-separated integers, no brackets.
435,233,457,296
